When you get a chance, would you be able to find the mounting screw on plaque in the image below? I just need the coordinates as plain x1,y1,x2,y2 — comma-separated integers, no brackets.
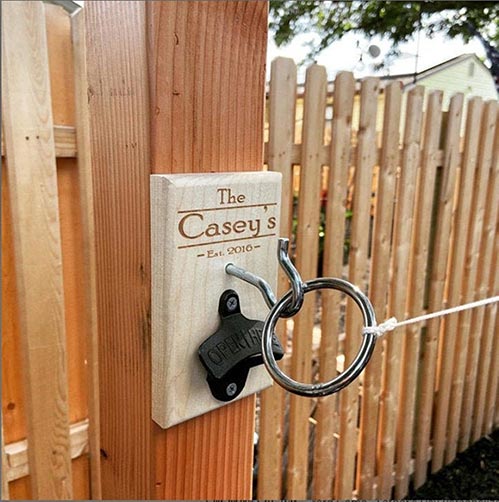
198,290,285,402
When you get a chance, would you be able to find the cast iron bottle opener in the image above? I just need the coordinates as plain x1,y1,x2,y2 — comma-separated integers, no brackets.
198,289,284,401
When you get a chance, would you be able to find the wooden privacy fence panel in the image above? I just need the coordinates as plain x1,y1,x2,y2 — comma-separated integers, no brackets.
1,2,99,499
259,57,499,499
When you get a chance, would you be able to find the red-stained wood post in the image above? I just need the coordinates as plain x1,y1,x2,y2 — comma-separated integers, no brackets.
84,1,268,498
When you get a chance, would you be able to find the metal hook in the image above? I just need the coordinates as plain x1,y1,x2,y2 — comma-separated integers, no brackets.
225,238,304,318
225,238,379,397
261,277,378,397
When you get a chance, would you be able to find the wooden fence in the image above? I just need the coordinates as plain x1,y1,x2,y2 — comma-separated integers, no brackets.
1,2,498,500
256,57,499,500
2,2,99,499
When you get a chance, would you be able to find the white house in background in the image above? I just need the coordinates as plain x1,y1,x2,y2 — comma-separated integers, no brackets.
383,53,498,109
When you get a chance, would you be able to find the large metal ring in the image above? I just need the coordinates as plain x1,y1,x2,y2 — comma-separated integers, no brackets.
261,277,378,397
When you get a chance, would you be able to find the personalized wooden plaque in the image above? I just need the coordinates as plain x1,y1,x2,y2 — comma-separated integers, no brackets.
151,172,282,428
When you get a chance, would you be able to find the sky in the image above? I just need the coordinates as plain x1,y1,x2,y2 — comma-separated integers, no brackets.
267,29,487,82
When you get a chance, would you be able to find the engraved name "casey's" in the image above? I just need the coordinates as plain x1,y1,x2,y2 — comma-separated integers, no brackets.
177,187,277,240
178,212,276,239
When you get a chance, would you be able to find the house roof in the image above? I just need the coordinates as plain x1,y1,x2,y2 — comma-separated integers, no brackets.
377,53,489,87
282,53,491,97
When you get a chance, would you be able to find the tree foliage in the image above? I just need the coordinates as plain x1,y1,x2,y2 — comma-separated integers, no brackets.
270,1,499,66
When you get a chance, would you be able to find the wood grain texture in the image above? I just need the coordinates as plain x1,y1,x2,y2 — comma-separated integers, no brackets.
335,77,379,500
7,477,31,500
446,99,493,460
151,173,281,428
44,2,75,125
312,71,355,499
264,143,446,171
357,81,402,499
2,125,76,158
2,421,9,500
471,118,499,443
1,2,72,498
5,420,88,482
7,456,89,501
149,1,267,174
482,251,499,435
147,2,268,499
286,64,327,499
84,1,153,498
394,91,443,499
71,456,90,500
71,9,102,499
432,97,483,471
1,168,27,445
377,86,424,499
457,101,497,452
413,93,464,488
258,57,296,500
57,160,88,425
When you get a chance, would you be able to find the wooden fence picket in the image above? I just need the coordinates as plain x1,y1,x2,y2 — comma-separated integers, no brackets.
432,97,483,470
377,86,425,499
446,99,495,459
357,81,402,499
471,118,499,443
458,101,498,452
482,252,499,435
335,77,379,499
1,1,72,498
312,71,355,499
394,90,443,499
286,64,327,499
259,56,297,500
413,93,464,488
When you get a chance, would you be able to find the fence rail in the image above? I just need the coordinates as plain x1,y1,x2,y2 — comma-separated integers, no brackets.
257,56,499,500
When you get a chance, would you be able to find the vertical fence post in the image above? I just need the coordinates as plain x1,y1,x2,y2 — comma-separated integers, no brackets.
148,2,267,498
84,1,268,498
71,8,102,499
84,2,153,497
1,1,73,498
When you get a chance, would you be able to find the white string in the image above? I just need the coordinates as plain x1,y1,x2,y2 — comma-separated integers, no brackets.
363,295,499,338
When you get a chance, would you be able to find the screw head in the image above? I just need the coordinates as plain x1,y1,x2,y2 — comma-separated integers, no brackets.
226,296,238,312
226,382,238,397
